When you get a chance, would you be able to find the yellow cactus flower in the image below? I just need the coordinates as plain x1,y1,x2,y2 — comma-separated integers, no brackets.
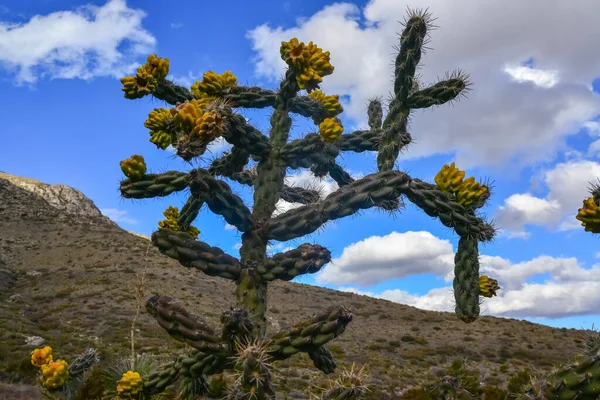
31,346,53,367
119,54,169,99
117,370,144,396
120,155,147,181
144,108,172,131
576,197,600,233
40,360,69,390
191,70,237,97
280,38,335,92
149,130,173,150
173,99,209,131
280,38,311,70
434,162,465,193
193,110,225,141
187,225,200,239
306,41,334,77
479,275,500,298
319,117,344,142
456,177,488,207
308,90,343,118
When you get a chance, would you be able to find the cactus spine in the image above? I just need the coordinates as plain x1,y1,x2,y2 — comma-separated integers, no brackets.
116,8,499,399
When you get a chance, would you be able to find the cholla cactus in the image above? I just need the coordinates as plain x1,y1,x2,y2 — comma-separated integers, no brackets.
117,8,499,399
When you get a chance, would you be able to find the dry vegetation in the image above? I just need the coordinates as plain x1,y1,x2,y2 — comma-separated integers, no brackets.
0,177,590,399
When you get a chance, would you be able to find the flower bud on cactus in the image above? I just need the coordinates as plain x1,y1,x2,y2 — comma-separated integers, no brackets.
31,346,53,367
308,90,344,122
479,275,500,298
434,162,465,193
144,108,172,131
120,155,147,181
194,110,225,141
319,117,344,142
117,370,144,397
456,177,488,207
280,38,334,92
40,359,69,390
149,130,173,150
576,197,600,233
158,206,200,239
120,54,169,99
191,70,237,98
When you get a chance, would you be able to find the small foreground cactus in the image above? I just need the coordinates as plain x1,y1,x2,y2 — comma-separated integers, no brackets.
116,8,499,399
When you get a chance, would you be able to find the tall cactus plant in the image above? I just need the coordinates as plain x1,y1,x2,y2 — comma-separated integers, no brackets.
116,9,498,399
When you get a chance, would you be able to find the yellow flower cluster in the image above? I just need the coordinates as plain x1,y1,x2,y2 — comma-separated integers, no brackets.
120,155,147,182
144,108,174,150
319,117,344,142
158,205,200,239
117,370,144,397
120,54,170,99
308,90,343,122
434,162,488,207
280,38,334,91
479,275,500,298
173,99,225,142
576,197,600,234
31,346,53,367
191,70,237,98
31,346,68,390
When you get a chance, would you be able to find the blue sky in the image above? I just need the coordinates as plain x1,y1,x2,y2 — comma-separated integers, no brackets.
1,0,600,331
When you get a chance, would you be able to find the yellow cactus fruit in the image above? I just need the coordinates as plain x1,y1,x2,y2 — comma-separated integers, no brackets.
120,75,143,99
193,110,225,141
479,275,500,298
434,162,466,193
308,90,343,117
173,99,207,131
163,205,179,220
149,131,173,150
187,225,200,239
39,360,69,390
191,70,238,97
117,370,144,396
120,155,147,181
576,197,600,233
319,117,344,142
456,177,488,207
280,38,311,70
306,41,334,77
144,53,170,81
158,206,180,231
31,346,53,367
144,108,172,131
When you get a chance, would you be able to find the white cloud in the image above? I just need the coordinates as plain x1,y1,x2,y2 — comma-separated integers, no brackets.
170,22,183,30
273,169,339,216
101,208,137,224
317,231,454,286
494,160,600,236
246,0,600,170
224,223,236,230
321,230,600,319
0,0,155,84
503,64,559,88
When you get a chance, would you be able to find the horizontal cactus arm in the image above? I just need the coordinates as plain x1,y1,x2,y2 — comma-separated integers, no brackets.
280,133,339,170
189,169,253,232
266,170,495,242
258,243,331,281
146,295,228,355
288,95,327,120
120,171,190,199
152,230,242,280
208,147,251,178
143,350,229,396
153,79,195,105
219,85,276,108
338,129,381,153
405,77,468,109
266,305,352,361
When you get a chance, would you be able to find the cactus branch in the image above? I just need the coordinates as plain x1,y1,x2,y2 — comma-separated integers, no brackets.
120,171,190,199
152,230,242,280
258,243,331,281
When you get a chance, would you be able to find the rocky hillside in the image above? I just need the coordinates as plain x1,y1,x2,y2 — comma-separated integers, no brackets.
0,173,593,399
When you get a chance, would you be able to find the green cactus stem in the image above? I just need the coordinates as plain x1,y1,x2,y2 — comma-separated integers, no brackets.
308,346,337,374
153,79,195,104
208,147,251,178
266,170,494,243
189,169,253,232
146,295,228,355
453,237,481,324
120,171,190,199
367,98,383,130
178,195,204,230
258,243,331,281
267,306,352,359
406,74,469,109
152,230,242,280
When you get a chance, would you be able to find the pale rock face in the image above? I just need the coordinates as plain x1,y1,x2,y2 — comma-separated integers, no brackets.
0,172,115,225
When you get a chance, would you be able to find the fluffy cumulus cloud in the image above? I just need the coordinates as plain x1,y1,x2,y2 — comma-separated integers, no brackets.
494,160,600,237
0,0,155,84
246,0,600,169
320,231,600,319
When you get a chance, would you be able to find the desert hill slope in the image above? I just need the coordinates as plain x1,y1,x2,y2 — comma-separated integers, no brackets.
0,172,591,398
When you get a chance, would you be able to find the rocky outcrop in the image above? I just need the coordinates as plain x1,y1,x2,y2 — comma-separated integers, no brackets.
0,172,116,226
